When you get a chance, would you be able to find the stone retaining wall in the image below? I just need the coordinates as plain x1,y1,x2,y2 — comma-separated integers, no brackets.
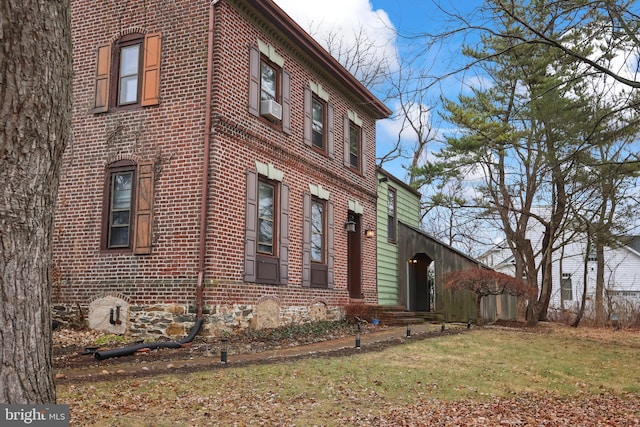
53,300,344,339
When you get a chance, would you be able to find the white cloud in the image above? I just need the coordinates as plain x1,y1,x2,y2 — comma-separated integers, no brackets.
273,0,399,85
377,100,433,145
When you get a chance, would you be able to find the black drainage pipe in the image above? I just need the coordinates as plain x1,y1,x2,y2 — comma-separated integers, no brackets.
94,319,204,361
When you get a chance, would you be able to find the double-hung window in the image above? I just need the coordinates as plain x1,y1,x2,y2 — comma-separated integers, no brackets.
116,37,143,106
102,160,154,254
343,111,366,174
260,60,278,104
248,42,291,133
311,198,325,263
304,82,334,156
311,97,325,150
561,273,573,301
108,168,134,247
302,189,334,289
244,167,290,285
257,180,277,256
93,32,161,113
349,122,361,169
387,187,397,243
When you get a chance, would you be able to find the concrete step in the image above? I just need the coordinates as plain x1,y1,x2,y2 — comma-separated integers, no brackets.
370,306,429,326
414,311,445,322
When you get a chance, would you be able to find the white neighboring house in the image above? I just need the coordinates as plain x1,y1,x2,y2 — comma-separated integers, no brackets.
478,227,640,319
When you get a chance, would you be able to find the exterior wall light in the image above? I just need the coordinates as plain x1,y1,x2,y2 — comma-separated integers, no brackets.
364,228,375,238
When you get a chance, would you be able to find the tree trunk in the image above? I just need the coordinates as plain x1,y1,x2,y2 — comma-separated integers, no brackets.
476,296,483,325
571,241,591,328
521,241,539,327
537,249,553,321
0,0,72,404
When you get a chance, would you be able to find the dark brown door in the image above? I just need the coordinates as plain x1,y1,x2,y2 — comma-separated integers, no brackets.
347,214,362,299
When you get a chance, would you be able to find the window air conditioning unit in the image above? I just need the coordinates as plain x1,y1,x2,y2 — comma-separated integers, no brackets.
260,99,282,121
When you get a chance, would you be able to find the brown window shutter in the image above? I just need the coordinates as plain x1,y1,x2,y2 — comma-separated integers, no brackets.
94,43,111,113
133,161,154,254
327,200,335,289
343,115,350,167
279,183,290,283
282,70,292,134
301,193,311,287
141,32,162,106
361,128,367,176
248,44,260,116
244,170,258,282
327,103,335,159
303,86,312,146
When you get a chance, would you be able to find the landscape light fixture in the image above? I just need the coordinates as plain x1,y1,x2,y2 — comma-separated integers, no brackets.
220,338,228,364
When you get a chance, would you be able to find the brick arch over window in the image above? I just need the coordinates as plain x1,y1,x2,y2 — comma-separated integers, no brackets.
89,292,132,305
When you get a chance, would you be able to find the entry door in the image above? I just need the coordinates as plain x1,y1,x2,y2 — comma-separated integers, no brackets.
414,258,430,311
347,214,362,299
407,254,434,311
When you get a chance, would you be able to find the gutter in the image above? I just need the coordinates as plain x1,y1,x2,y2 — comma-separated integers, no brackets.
196,0,219,320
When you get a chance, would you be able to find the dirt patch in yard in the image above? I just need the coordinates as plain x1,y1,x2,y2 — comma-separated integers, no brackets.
53,323,466,383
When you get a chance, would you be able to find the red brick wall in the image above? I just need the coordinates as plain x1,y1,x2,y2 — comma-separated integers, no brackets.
53,0,381,330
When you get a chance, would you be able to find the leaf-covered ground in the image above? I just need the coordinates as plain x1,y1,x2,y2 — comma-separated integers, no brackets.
56,323,640,426
62,386,639,426
375,394,640,426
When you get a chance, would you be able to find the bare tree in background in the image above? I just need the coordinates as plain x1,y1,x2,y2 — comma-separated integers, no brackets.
307,23,394,90
422,179,492,256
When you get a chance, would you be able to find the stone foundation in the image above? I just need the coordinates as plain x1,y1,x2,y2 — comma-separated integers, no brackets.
53,300,344,339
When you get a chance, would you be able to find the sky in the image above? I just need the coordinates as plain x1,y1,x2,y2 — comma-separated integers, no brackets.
272,0,481,180
273,0,640,181
272,0,640,250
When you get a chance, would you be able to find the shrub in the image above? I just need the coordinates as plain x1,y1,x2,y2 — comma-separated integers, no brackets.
240,320,353,344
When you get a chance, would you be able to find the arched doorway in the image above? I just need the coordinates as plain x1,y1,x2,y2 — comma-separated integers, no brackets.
407,253,435,312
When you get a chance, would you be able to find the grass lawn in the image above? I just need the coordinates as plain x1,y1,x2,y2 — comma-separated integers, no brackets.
57,324,640,426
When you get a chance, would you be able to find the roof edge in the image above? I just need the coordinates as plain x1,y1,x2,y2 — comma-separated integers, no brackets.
400,221,492,270
377,167,420,197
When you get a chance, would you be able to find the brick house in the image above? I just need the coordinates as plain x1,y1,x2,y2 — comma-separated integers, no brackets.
52,0,391,337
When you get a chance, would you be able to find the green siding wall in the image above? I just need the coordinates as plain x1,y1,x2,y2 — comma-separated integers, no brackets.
376,171,421,305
